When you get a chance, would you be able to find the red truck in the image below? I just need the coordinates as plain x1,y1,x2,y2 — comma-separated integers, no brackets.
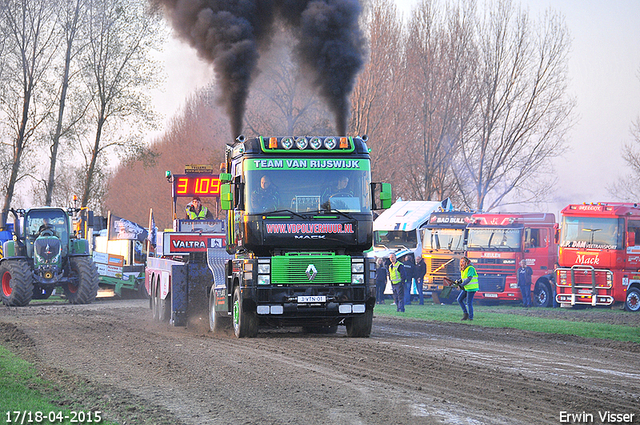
556,202,640,312
466,212,558,306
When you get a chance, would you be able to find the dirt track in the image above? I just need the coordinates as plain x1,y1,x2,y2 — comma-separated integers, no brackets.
1,300,639,425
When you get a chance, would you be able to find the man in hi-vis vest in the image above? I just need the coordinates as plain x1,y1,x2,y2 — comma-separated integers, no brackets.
388,253,407,313
185,196,213,219
455,257,479,321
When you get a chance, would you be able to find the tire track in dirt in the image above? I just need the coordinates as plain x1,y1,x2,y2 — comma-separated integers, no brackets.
1,300,639,425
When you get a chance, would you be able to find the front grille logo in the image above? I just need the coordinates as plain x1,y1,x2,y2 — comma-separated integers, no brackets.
306,264,317,281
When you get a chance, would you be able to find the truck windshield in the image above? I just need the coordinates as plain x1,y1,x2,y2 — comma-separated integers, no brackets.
467,228,521,250
374,230,417,250
560,216,623,249
424,228,465,251
244,158,371,214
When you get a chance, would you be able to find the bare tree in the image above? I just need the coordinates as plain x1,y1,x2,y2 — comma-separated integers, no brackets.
43,0,88,206
454,0,574,211
610,116,640,201
78,0,162,208
0,0,59,218
349,0,405,187
402,0,478,203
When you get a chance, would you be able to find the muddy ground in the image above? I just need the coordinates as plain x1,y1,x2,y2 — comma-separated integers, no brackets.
1,300,639,425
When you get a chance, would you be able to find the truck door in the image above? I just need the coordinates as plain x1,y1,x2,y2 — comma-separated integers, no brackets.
524,227,550,274
626,220,640,267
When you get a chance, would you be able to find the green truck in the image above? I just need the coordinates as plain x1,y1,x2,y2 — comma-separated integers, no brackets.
209,135,391,337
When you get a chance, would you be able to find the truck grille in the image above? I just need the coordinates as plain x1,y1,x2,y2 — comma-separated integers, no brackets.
272,253,351,285
478,274,505,292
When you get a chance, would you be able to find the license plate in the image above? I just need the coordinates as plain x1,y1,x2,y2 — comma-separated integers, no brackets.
297,295,326,303
484,293,498,298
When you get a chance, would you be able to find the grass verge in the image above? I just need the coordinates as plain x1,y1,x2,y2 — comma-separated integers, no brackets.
373,302,640,343
0,344,117,425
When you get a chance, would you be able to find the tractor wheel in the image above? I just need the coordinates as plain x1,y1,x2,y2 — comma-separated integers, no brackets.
0,260,34,306
65,257,99,304
209,286,230,334
232,286,258,338
345,308,373,338
533,282,553,308
624,287,640,312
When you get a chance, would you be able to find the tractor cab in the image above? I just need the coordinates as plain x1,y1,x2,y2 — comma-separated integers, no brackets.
24,208,70,258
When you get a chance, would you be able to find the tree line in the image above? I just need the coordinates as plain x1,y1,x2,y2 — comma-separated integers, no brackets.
0,0,162,221
8,0,631,227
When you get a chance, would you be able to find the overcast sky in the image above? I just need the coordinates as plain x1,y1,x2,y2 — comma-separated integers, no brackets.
152,0,640,215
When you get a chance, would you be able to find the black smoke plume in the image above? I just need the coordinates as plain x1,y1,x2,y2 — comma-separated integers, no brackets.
153,0,365,136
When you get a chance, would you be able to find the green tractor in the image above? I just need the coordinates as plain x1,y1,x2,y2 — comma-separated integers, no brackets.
0,207,99,306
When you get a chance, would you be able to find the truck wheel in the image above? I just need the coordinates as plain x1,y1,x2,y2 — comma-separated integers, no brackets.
533,282,553,308
232,286,258,338
209,286,230,334
345,308,373,337
65,257,99,304
1,260,34,306
624,287,640,312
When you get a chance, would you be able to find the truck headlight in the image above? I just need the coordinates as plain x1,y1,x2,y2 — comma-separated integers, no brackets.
509,283,518,289
258,275,270,285
352,274,364,284
351,262,364,273
258,263,270,274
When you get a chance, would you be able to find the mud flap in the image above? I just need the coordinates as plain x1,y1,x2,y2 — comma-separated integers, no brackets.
171,264,188,326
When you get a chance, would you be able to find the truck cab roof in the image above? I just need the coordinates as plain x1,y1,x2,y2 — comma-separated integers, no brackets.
373,201,443,231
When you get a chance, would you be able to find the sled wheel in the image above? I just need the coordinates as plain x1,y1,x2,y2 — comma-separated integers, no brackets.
209,286,230,334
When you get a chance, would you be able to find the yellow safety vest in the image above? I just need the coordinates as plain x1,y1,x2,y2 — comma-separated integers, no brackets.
186,206,208,220
461,265,479,292
389,262,402,285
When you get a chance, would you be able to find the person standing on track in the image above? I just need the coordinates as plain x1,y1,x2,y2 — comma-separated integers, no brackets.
517,259,533,308
456,257,479,321
375,257,388,304
388,253,406,312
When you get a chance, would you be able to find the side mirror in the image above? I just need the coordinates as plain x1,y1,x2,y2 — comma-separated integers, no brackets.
371,182,392,210
380,183,392,209
627,231,636,247
220,184,233,211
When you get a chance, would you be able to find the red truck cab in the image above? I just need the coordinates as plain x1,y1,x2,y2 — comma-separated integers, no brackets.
556,202,640,311
466,212,558,306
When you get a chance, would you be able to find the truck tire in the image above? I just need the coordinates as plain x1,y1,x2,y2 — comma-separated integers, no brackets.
345,308,373,337
65,257,99,304
1,260,34,306
232,286,258,338
624,287,640,312
209,286,230,334
533,281,553,308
